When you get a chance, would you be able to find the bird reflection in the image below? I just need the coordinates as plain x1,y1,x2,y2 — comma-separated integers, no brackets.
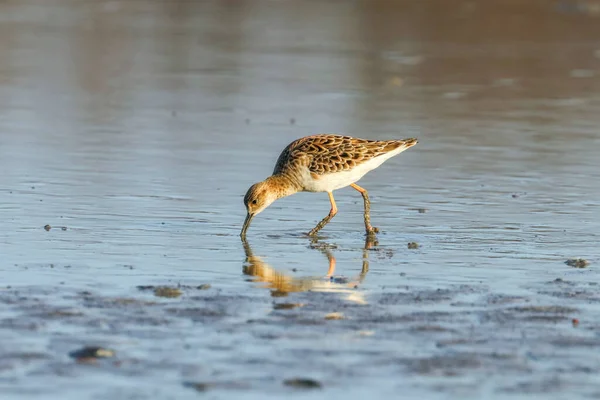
241,237,376,303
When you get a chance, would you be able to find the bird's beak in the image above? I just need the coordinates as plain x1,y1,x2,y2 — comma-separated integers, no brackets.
240,213,254,238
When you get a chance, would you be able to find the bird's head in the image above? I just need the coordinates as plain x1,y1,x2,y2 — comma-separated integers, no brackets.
240,180,278,238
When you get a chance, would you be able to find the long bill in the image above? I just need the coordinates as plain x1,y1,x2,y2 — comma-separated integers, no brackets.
240,213,254,238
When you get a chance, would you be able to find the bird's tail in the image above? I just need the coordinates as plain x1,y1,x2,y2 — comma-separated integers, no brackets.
383,138,418,152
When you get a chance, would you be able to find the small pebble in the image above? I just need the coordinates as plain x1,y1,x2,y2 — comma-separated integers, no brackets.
183,381,249,392
274,303,304,310
283,378,322,389
325,312,344,320
186,382,211,392
44,224,51,231
565,258,590,268
154,287,182,298
69,346,115,360
408,242,419,249
572,318,580,327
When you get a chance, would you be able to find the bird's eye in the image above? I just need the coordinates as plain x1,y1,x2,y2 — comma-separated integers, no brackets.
252,199,258,205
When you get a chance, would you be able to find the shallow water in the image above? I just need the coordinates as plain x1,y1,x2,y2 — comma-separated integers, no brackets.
1,0,600,398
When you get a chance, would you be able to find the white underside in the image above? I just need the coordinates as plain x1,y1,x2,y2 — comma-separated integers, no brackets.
302,146,409,193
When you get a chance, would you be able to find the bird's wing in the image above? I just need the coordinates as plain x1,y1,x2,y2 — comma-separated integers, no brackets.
273,134,415,175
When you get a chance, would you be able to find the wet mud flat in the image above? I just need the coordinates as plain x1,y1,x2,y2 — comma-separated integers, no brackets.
1,0,600,398
1,255,600,399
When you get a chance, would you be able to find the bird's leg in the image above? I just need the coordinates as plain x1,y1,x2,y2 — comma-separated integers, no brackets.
350,183,379,237
325,250,336,278
358,235,375,282
308,192,337,236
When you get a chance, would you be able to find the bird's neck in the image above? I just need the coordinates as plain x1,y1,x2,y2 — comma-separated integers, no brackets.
265,174,301,199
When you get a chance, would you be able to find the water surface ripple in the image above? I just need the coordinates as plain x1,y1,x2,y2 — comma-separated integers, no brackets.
1,1,599,399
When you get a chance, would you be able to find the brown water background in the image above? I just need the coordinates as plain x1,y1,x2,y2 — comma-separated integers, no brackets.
1,1,600,399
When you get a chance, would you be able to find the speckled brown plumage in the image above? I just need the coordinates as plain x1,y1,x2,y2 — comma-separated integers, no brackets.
273,134,417,176
241,133,418,239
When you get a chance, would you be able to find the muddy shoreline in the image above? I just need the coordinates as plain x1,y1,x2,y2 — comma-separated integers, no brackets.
2,0,599,398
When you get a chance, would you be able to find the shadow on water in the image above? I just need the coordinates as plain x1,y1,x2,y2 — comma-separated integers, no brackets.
241,237,376,302
2,0,600,398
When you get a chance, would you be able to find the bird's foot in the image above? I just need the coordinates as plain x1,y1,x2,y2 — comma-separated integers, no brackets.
307,229,319,237
366,226,379,235
365,226,379,240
